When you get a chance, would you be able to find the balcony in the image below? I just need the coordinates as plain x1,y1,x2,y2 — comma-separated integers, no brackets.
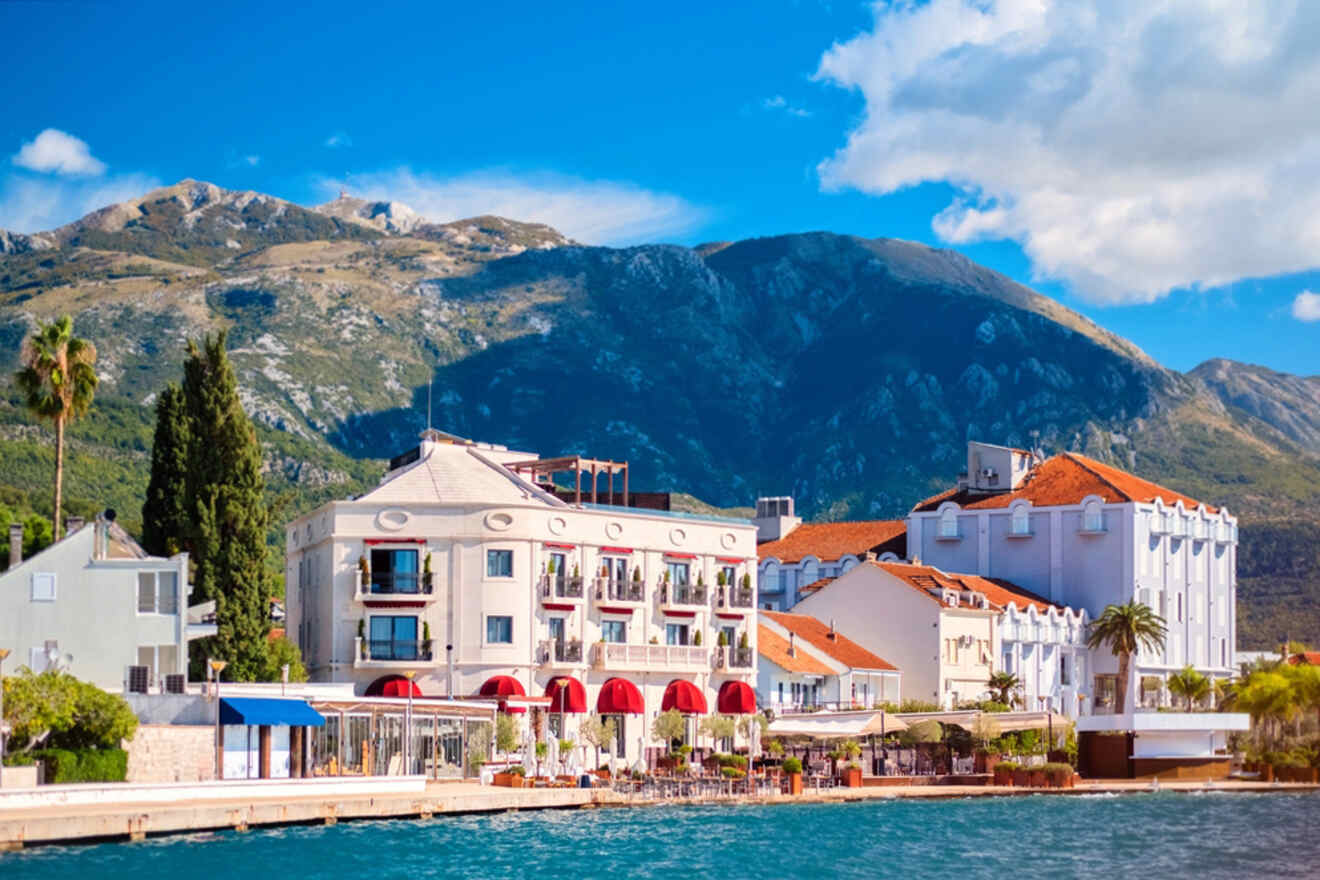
355,570,437,603
713,585,754,610
593,576,646,606
539,573,585,605
658,582,707,611
591,642,709,672
537,638,584,668
353,637,437,669
713,645,754,670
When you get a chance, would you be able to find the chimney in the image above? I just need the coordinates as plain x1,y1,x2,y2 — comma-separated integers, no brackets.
9,522,23,568
828,619,837,640
863,550,877,562
66,515,85,535
788,632,796,657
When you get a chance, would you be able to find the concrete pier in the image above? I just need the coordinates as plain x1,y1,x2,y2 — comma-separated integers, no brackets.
1,778,1315,850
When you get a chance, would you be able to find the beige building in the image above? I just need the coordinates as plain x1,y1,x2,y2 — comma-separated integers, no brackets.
792,561,1065,709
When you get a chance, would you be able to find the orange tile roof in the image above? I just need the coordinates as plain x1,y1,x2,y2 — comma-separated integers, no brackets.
757,519,907,563
761,610,899,671
799,576,835,596
912,452,1215,513
756,625,834,675
1287,652,1320,666
870,561,1060,614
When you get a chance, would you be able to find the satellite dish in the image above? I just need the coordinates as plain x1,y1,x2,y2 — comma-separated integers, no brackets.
104,508,117,522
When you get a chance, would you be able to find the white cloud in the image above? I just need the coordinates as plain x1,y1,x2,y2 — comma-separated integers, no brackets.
244,155,261,167
12,128,107,176
815,0,1320,304
325,132,352,149
1292,290,1320,322
763,95,812,118
317,168,705,245
0,173,160,233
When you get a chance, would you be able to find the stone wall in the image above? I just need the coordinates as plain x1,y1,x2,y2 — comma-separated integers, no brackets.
124,725,216,784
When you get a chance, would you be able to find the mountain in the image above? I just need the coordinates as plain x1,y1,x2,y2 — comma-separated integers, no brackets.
2,180,1319,647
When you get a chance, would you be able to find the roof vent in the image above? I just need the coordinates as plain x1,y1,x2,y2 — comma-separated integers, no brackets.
788,632,796,657
828,619,837,640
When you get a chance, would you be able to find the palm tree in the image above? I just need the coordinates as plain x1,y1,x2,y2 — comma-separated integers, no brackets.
14,315,98,541
987,671,1021,706
1085,600,1167,714
1167,665,1210,711
1236,670,1298,751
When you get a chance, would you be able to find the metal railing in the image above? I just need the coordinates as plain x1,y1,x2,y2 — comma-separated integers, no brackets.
358,571,435,596
357,638,433,662
713,645,754,669
714,586,755,609
594,577,645,602
659,583,707,606
538,639,583,665
539,574,584,599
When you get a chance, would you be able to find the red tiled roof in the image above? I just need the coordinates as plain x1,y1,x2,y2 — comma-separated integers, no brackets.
761,610,899,671
757,519,907,564
869,561,1059,614
912,452,1215,513
799,576,836,596
756,625,835,675
1287,652,1320,666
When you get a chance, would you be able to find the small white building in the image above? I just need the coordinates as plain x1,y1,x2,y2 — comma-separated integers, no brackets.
999,601,1089,716
756,610,901,713
755,509,906,611
285,430,760,768
0,514,210,692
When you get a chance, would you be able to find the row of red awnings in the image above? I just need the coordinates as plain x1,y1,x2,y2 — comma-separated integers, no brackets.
475,675,755,715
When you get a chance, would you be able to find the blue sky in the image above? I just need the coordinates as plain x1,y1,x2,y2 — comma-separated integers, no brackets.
3,0,1319,375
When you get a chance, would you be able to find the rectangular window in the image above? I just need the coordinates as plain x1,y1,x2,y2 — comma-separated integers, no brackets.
369,616,419,659
486,549,513,578
721,565,737,587
138,645,156,675
1060,653,1071,686
666,562,690,586
1094,674,1118,711
158,571,179,614
138,573,157,612
1177,593,1183,623
602,557,628,583
721,625,737,647
665,623,689,646
777,682,784,703
158,644,179,676
371,548,419,594
548,617,566,645
31,572,56,602
485,615,513,644
601,620,627,643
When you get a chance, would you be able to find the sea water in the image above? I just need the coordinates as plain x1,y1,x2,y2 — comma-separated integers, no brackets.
3,792,1318,879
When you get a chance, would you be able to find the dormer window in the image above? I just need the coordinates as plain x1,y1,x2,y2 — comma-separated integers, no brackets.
1081,500,1104,533
1010,505,1030,536
938,508,959,539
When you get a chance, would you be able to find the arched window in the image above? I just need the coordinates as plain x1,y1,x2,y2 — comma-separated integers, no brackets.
939,508,959,538
1010,505,1030,536
1082,500,1103,532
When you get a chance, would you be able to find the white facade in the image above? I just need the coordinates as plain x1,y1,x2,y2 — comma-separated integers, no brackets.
999,603,1089,716
910,442,1239,711
757,554,865,612
285,432,760,767
0,519,201,692
755,613,901,714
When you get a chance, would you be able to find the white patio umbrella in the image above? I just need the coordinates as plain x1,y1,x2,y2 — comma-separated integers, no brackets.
547,733,560,777
632,735,647,775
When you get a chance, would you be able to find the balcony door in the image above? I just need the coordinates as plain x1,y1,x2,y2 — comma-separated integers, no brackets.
666,623,689,646
371,548,419,595
548,617,566,654
370,615,418,660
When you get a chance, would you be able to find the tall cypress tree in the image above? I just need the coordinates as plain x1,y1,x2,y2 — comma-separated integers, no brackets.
141,384,191,557
181,331,272,681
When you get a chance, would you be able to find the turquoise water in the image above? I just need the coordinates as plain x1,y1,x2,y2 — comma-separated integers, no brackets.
4,792,1318,878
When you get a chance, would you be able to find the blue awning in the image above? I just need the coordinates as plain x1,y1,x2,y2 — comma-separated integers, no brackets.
219,697,325,727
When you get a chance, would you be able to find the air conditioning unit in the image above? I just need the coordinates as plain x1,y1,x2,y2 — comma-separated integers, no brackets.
126,666,150,694
164,674,186,695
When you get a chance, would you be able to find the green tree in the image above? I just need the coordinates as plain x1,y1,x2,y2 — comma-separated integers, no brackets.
578,714,617,770
1085,601,1167,714
14,315,98,541
182,332,272,681
1167,665,1210,711
651,708,686,749
698,713,737,747
1235,670,1298,750
1,670,137,752
261,636,308,683
141,384,191,557
987,672,1021,706
496,713,520,754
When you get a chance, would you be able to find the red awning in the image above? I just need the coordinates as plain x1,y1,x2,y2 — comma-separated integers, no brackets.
596,677,645,714
661,679,708,715
545,676,587,713
478,675,528,714
717,680,756,714
364,675,423,698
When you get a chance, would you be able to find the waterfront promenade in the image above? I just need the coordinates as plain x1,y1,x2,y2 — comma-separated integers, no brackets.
2,777,1316,850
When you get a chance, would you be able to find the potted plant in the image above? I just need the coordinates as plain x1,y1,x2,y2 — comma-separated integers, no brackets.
1028,764,1048,788
1012,764,1031,787
535,741,548,777
783,756,804,795
836,739,863,786
494,765,527,788
358,554,370,589
693,629,703,647
631,566,643,599
357,618,366,657
422,551,433,590
1043,762,1074,789
422,620,432,654
993,761,1018,786
739,572,753,603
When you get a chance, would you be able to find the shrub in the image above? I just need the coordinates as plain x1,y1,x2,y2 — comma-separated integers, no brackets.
34,748,128,783
508,765,527,777
782,757,803,774
1042,762,1074,775
720,766,746,779
995,761,1020,771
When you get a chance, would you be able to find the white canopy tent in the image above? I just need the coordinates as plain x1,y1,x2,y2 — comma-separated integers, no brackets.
768,710,909,739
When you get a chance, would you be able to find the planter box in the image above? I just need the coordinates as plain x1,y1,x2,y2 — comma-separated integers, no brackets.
492,773,525,788
1012,768,1030,787
993,767,1014,786
839,766,863,788
975,753,1002,775
1028,769,1047,788
594,769,612,780
788,772,803,795
1045,771,1073,789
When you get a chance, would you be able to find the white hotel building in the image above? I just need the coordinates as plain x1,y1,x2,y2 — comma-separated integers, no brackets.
910,441,1239,710
285,431,759,766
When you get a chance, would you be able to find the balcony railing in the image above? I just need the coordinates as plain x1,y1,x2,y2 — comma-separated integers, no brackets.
357,570,435,597
593,577,645,603
592,642,709,670
658,582,707,606
355,637,434,664
538,639,583,666
714,645,754,669
714,585,754,609
539,573,584,600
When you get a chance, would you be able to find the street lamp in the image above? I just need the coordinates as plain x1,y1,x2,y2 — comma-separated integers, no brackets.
210,659,227,779
0,648,10,788
402,670,417,776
